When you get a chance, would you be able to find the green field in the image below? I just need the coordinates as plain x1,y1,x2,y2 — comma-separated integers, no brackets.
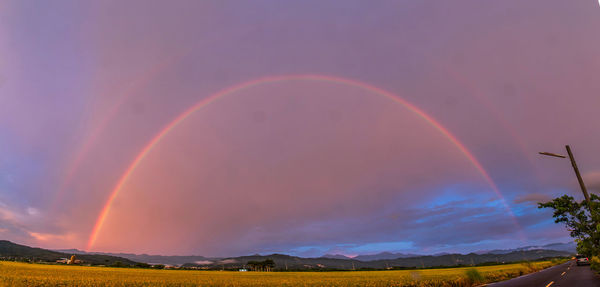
0,260,563,287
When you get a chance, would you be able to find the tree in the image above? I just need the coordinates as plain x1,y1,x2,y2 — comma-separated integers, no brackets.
264,259,275,272
247,259,276,271
247,261,258,271
538,194,600,256
135,262,150,268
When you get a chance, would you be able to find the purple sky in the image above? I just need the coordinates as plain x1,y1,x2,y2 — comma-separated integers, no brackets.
1,0,600,257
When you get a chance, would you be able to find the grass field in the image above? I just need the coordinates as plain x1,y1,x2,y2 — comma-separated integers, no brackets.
0,260,564,287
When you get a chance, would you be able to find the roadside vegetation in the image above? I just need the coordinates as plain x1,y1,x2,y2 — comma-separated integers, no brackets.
0,259,564,287
588,256,600,273
539,194,600,272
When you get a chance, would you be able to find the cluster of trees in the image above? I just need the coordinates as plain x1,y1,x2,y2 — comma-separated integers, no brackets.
539,194,600,256
247,259,275,271
109,261,167,269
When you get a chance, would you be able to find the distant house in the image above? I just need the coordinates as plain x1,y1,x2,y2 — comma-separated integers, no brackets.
56,258,69,264
238,268,248,272
66,255,81,265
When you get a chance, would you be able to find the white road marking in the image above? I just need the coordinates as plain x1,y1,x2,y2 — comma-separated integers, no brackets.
546,281,554,287
561,271,566,276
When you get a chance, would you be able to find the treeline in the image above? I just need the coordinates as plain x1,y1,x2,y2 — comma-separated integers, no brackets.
246,259,275,271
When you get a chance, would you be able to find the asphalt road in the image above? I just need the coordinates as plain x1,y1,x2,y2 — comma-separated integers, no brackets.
487,260,600,287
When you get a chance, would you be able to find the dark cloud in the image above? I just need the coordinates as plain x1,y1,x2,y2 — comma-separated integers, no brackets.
514,193,552,205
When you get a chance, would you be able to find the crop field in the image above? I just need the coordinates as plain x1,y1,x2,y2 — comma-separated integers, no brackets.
0,260,562,287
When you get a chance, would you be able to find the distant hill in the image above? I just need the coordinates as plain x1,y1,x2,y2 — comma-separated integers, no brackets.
55,249,216,266
476,242,577,255
346,242,577,262
50,242,576,269
353,252,423,261
320,242,576,262
182,249,572,270
0,240,138,265
321,254,352,260
542,242,577,253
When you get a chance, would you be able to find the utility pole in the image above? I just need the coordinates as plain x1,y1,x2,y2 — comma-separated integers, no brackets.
565,145,592,208
540,144,599,251
540,145,593,215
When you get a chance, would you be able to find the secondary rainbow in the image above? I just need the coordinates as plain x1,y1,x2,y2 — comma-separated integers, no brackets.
87,74,523,250
53,53,186,210
441,65,539,177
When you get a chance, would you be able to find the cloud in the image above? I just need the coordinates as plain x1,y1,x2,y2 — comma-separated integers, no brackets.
26,207,39,216
514,193,552,205
0,202,78,248
214,194,531,256
194,260,213,265
584,171,600,193
2,0,598,256
28,232,75,243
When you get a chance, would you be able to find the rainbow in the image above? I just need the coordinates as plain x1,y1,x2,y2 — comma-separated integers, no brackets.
86,74,523,250
441,65,539,177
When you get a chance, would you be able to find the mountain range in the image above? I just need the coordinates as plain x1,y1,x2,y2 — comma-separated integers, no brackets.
475,242,576,255
179,249,572,270
323,252,423,261
0,239,575,270
0,240,137,266
56,249,212,266
322,242,577,261
51,241,576,269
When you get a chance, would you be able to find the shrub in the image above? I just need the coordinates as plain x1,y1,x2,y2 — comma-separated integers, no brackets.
520,261,534,272
135,262,150,268
465,268,484,284
590,256,600,272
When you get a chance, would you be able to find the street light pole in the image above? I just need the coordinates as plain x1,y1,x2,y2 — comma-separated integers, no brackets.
540,145,598,252
539,145,593,214
565,145,592,208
